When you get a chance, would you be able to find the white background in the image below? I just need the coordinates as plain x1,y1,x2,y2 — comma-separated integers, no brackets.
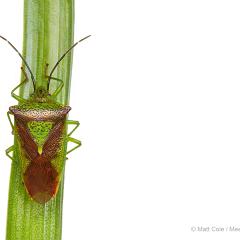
0,0,240,240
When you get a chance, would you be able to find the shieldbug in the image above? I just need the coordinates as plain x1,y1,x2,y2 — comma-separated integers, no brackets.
1,35,90,204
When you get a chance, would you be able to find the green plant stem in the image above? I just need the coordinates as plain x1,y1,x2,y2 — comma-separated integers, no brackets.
6,0,74,239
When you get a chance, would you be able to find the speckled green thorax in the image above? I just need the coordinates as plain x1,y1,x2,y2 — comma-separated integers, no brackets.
9,101,71,122
17,101,64,111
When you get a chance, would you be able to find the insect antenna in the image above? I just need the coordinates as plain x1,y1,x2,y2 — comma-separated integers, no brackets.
48,35,91,90
0,35,36,91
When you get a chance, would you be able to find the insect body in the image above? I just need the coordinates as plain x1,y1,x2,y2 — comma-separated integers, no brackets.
2,35,90,203
10,100,71,203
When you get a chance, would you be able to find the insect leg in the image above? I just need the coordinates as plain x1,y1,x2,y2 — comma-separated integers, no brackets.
45,64,64,97
7,111,14,132
66,120,80,137
66,120,81,156
67,137,81,155
11,67,28,102
6,145,15,161
47,76,64,97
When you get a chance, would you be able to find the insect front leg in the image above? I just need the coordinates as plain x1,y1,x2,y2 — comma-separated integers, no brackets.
48,76,64,97
67,137,81,155
11,67,28,102
45,63,64,97
6,145,15,161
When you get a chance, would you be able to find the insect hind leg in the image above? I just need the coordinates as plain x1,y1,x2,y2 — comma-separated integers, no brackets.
6,145,15,161
67,137,81,155
66,120,81,156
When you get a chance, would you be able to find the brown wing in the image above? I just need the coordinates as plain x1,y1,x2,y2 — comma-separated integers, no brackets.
16,119,39,161
42,120,64,161
24,162,59,204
